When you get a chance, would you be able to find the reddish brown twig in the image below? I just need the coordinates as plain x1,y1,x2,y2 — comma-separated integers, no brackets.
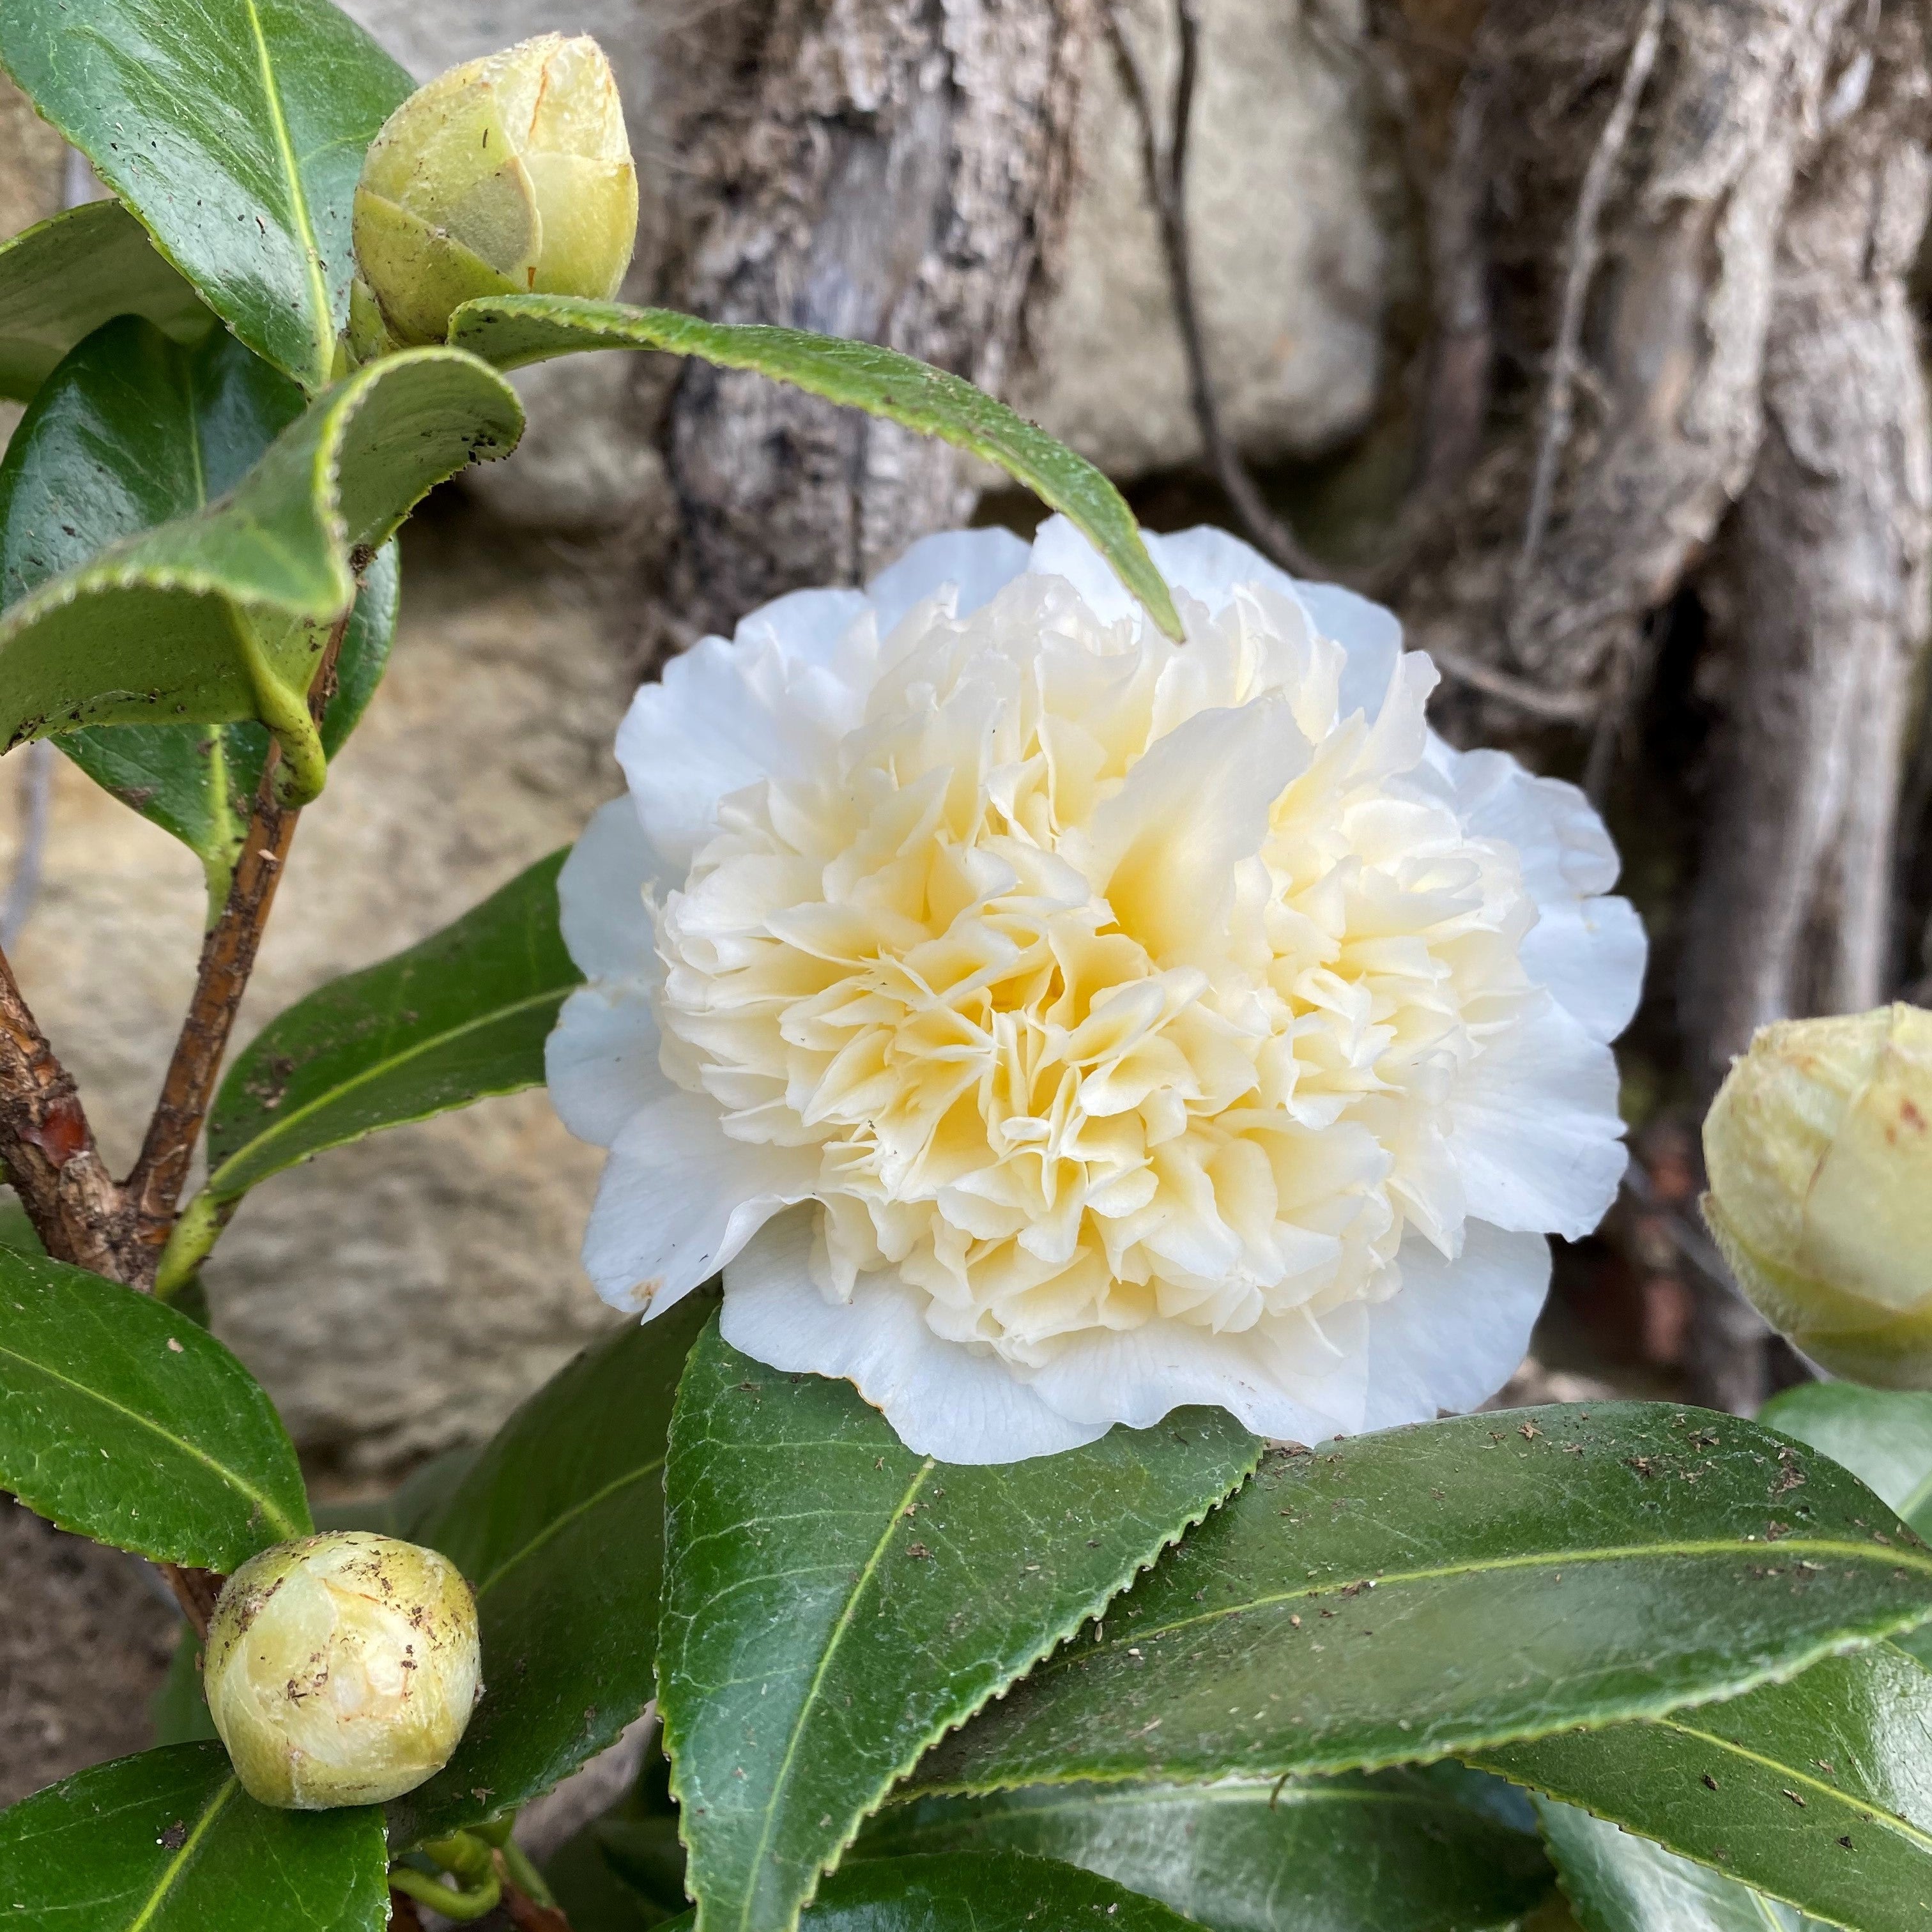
387,1888,427,1932
501,1880,574,1932
122,613,349,1282
0,948,138,1280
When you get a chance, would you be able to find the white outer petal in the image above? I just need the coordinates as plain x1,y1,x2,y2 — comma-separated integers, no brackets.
547,985,662,1148
1445,747,1646,1043
1450,992,1629,1239
1027,1308,1370,1445
557,795,670,983
583,1089,820,1316
1030,514,1404,719
1360,1222,1552,1432
865,527,1032,640
549,796,675,1148
722,1210,1108,1462
615,595,873,870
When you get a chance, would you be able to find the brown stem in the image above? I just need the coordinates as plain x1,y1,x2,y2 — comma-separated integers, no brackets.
387,1889,427,1932
162,1563,223,1640
1104,0,1322,579
0,947,137,1281
123,614,348,1282
498,1863,574,1932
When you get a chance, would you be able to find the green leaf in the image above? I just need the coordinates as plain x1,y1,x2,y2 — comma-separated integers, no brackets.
547,1823,684,1932
0,199,210,404
0,315,397,889
0,1192,45,1256
1475,1644,1932,1932
857,1774,1554,1932
659,1853,1201,1932
0,1246,309,1570
314,1442,480,1538
0,1742,388,1930
1759,1382,1932,1538
0,0,411,392
0,343,518,786
913,1404,1932,1798
203,847,579,1206
150,1634,218,1748
1534,1794,1828,1932
385,1290,717,1850
449,295,1183,641
658,1318,1259,1932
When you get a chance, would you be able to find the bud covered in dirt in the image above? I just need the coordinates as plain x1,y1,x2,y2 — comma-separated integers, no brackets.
351,33,638,350
1703,1004,1932,1385
204,1530,480,1809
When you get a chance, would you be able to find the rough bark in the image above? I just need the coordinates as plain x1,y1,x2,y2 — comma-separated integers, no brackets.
648,0,1094,648
1682,0,1932,1089
1369,0,1932,1413
1386,0,1855,710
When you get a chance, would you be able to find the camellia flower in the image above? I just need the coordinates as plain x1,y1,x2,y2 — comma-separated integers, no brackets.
548,521,1644,1461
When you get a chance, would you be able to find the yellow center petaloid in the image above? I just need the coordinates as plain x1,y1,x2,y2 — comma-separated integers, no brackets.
655,573,1538,1369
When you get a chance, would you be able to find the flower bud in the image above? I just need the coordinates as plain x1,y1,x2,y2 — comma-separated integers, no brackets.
351,33,638,349
204,1531,480,1809
1703,1004,1932,1385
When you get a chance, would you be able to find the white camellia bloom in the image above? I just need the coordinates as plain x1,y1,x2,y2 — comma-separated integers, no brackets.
548,519,1644,1462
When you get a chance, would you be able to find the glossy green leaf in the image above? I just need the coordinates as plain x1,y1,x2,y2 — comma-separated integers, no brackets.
0,315,397,889
450,294,1183,640
0,199,209,404
1760,1383,1932,1538
0,1192,45,1256
151,1634,218,1749
659,1853,1200,1932
547,1824,683,1932
548,1735,689,1930
1535,1795,1828,1932
914,1404,1932,1797
0,1247,309,1570
659,1318,1259,1932
0,1742,387,1930
0,342,516,778
385,1290,717,1850
315,1443,481,1538
1476,1644,1932,1932
0,0,410,392
203,847,579,1205
857,1774,1554,1932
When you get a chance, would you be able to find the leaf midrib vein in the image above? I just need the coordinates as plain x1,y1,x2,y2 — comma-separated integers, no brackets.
1655,1710,1932,1856
470,1454,665,1600
1024,1535,1932,1675
125,1773,235,1931
210,985,569,1195
0,1337,300,1540
729,1459,936,1932
240,0,332,379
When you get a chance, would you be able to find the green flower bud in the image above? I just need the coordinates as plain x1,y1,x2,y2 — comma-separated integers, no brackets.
351,33,638,349
204,1531,480,1809
1703,1004,1932,1385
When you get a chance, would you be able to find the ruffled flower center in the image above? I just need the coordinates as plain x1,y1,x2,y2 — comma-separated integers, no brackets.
654,574,1538,1367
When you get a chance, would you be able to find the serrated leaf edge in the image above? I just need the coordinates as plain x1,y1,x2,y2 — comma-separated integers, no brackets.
0,346,520,685
660,1424,1263,1932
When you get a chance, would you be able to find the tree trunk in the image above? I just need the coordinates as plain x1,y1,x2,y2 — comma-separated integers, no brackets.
648,0,1094,648
1682,1,1932,1088
1374,0,1932,1411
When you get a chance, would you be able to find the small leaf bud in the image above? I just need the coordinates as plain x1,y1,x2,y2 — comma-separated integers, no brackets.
352,33,638,349
1703,1004,1932,1384
204,1530,480,1809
